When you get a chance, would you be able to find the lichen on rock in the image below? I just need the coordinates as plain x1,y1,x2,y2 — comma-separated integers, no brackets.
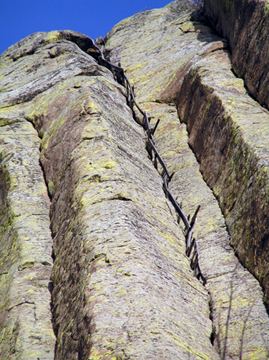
0,1,269,359
107,0,269,357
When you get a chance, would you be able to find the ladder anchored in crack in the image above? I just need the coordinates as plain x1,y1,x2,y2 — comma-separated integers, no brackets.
88,38,206,286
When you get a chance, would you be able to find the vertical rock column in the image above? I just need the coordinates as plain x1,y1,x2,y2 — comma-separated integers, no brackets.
178,49,269,308
0,112,55,358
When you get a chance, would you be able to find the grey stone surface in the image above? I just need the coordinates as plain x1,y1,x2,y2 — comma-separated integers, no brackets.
107,1,269,358
0,29,217,359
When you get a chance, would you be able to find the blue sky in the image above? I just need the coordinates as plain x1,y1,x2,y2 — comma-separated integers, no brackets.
1,0,170,54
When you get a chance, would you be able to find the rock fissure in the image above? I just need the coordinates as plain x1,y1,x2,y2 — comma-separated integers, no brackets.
101,45,208,285
178,44,269,309
7,301,35,312
0,114,55,358
186,137,256,273
204,0,269,110
23,114,58,357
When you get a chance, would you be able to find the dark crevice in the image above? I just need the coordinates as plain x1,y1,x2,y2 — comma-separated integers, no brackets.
38,158,53,201
23,116,57,353
24,117,53,200
209,296,216,346
186,136,269,320
88,196,133,206
109,195,132,202
7,301,35,312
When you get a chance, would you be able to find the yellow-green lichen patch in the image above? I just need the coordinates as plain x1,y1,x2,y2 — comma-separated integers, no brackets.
41,116,67,150
265,1,269,14
48,180,55,197
46,31,61,43
89,350,121,360
0,118,19,127
157,230,179,247
84,100,101,115
179,21,196,33
85,159,118,173
127,62,146,74
247,347,269,359
170,332,210,360
17,261,35,271
116,268,132,277
116,287,128,297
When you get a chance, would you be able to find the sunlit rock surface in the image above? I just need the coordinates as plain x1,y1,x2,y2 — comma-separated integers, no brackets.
107,0,269,358
0,0,268,359
0,29,216,359
178,49,269,310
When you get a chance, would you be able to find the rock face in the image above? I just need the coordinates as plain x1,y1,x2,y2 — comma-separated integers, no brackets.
178,49,269,309
204,0,269,109
0,1,269,359
0,29,217,359
107,0,269,358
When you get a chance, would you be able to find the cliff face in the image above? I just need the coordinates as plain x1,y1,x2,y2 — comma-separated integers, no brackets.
0,1,269,359
196,0,269,309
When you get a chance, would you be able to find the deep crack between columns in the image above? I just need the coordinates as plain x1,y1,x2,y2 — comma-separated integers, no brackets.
23,115,57,352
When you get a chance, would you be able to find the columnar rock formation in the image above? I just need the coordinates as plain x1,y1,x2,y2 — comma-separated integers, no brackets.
0,1,269,359
203,0,269,308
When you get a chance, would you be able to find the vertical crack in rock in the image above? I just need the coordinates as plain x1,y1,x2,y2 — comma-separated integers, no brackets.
177,45,269,306
194,3,269,311
23,117,53,202
120,70,218,357
24,114,56,347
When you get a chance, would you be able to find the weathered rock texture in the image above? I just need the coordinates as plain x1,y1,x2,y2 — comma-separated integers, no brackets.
0,35,57,358
0,29,217,359
188,0,269,310
0,0,269,359
178,49,269,309
107,0,269,358
204,0,269,109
